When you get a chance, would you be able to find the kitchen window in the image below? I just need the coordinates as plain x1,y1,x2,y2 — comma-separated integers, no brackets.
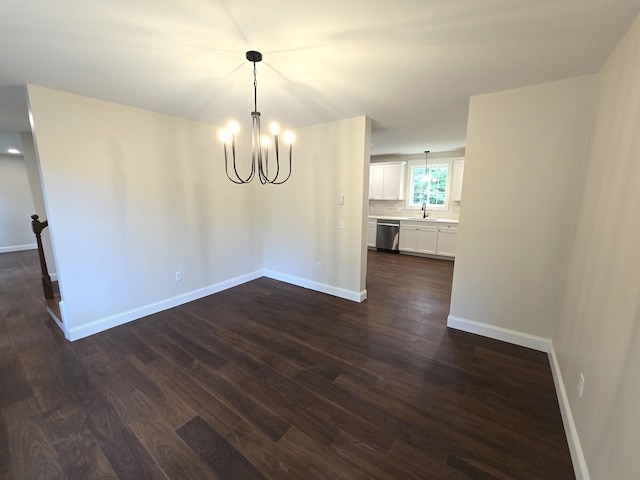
407,161,450,209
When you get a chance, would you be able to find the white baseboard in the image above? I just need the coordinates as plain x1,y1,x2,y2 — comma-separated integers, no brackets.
263,269,367,303
46,299,70,340
446,315,551,352
548,343,590,480
0,243,37,253
67,270,263,341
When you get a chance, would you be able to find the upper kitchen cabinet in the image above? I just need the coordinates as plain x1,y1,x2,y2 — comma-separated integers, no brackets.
369,162,405,200
451,159,465,202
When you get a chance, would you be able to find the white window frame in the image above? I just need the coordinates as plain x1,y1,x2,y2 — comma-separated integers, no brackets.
405,159,453,210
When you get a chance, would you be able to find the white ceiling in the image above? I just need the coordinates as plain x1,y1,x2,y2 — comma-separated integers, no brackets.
0,1,638,155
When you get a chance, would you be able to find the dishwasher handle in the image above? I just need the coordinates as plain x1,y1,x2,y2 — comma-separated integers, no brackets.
377,222,400,227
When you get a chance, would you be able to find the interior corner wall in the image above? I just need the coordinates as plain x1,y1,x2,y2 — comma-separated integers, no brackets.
27,84,262,338
449,75,596,342
0,154,36,251
553,15,640,479
20,131,57,276
261,116,370,301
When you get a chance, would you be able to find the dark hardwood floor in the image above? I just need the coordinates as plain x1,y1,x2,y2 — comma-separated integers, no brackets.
0,249,575,479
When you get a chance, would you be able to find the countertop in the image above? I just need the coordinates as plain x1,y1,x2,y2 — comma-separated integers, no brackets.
368,215,459,224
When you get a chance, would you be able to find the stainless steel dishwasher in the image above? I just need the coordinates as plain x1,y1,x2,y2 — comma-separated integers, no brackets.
376,219,400,252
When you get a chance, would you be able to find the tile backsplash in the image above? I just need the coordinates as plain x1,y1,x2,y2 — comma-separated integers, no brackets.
368,200,460,220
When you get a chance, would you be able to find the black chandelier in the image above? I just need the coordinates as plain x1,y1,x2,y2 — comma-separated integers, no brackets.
221,51,294,184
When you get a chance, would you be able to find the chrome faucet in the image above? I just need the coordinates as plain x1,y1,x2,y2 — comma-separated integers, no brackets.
422,203,428,218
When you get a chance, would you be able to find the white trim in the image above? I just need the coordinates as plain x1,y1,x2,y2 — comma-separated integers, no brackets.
548,343,590,480
0,243,37,253
263,269,367,303
406,158,455,210
446,315,551,352
67,270,263,341
46,299,70,340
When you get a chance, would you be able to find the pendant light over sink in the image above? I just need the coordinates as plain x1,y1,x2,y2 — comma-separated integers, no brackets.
422,150,430,218
421,150,430,182
220,51,294,185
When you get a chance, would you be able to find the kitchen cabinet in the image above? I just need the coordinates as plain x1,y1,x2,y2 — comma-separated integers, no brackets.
367,220,377,248
399,221,437,254
369,163,405,200
369,165,384,199
436,222,458,256
451,159,465,202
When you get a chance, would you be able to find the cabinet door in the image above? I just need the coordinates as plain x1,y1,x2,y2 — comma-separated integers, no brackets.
367,222,377,247
451,159,465,202
416,227,438,254
437,224,457,256
399,225,418,252
382,163,403,200
369,165,384,199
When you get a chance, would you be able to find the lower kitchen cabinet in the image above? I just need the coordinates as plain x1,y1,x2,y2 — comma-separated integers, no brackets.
397,220,458,258
436,222,458,256
399,221,438,254
367,221,377,248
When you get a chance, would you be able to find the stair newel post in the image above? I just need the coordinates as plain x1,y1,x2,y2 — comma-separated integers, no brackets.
31,214,54,300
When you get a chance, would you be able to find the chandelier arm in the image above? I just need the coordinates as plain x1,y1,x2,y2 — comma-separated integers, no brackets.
258,153,268,184
266,145,292,185
271,142,281,182
229,135,257,184
263,148,269,180
224,144,249,184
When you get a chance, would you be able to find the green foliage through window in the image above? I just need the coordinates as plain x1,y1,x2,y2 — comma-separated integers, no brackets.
410,164,448,207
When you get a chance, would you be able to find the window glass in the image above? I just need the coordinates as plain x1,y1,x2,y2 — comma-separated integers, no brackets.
408,163,449,208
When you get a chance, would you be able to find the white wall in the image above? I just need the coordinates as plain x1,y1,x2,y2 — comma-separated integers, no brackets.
21,131,57,276
449,75,596,342
261,116,370,301
27,85,262,339
553,15,640,479
0,154,36,252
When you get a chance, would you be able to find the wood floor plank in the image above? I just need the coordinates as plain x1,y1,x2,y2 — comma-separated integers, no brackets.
0,410,13,480
20,346,118,480
142,357,244,437
2,398,65,480
276,426,370,480
189,362,290,442
127,414,216,480
0,346,33,410
177,415,267,480
87,405,167,480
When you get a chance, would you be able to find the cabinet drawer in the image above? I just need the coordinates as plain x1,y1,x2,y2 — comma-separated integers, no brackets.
401,221,437,231
438,223,458,233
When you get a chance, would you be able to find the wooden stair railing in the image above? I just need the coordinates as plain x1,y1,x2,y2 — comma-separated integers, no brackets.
31,214,54,300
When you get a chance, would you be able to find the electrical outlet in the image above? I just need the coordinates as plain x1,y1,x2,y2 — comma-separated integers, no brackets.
339,219,344,229
316,262,322,271
578,373,585,398
175,271,182,282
